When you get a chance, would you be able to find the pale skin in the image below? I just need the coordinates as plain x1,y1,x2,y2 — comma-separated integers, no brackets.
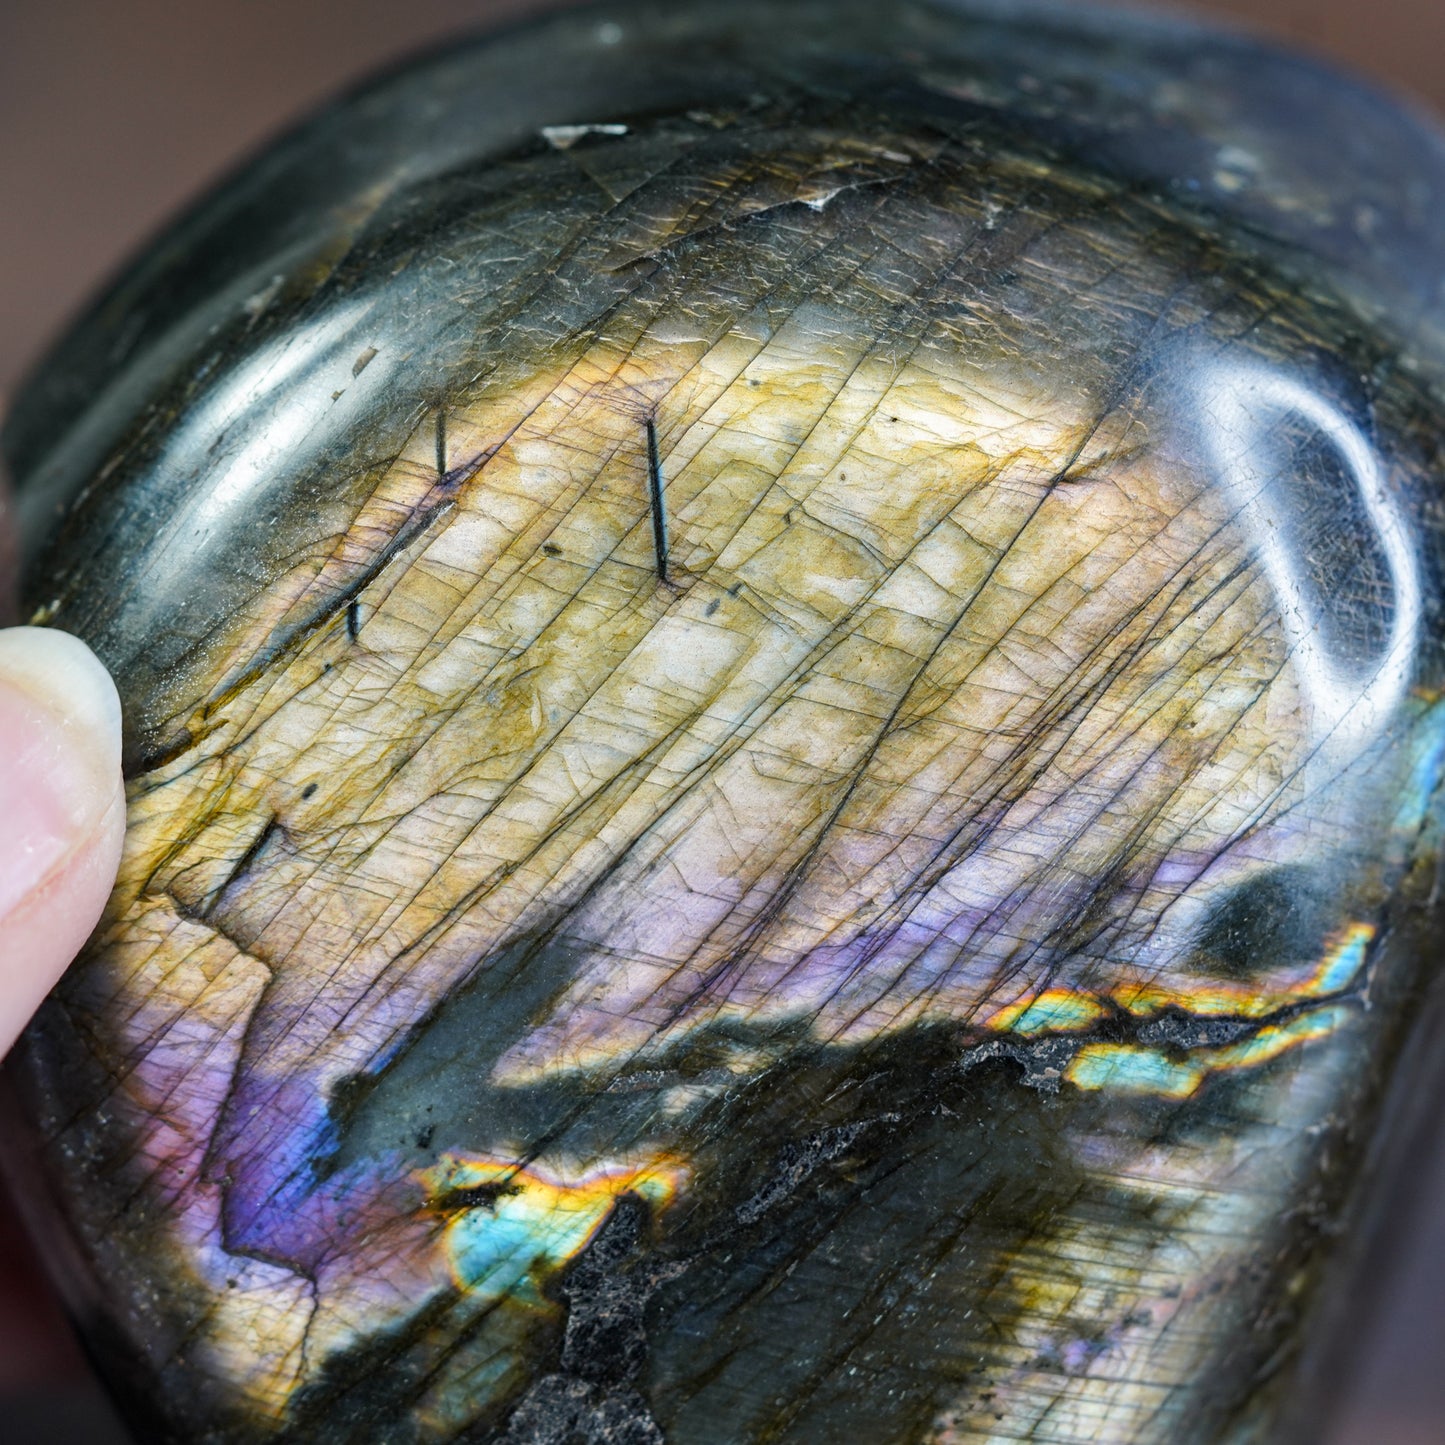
0,487,126,1390
2,419,122,1054
0,624,125,1056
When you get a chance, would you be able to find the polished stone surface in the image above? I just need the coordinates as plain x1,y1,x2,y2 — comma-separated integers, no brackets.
6,2,1445,1441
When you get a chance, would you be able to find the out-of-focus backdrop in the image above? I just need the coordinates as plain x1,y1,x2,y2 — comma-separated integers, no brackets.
1,2,1443,1442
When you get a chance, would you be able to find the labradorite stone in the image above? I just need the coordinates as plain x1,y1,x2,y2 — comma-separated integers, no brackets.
7,3,1445,1442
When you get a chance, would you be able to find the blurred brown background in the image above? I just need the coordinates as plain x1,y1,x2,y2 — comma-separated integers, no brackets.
1,2,1444,1442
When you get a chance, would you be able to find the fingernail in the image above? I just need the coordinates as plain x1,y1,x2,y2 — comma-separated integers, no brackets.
0,628,123,922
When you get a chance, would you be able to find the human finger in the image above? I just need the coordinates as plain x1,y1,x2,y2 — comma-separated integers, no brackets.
0,627,124,1057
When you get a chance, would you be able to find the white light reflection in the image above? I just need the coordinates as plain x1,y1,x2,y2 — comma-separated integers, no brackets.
159,297,396,549
1194,361,1421,755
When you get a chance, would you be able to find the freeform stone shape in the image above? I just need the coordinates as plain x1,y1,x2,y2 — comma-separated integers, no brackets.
6,2,1445,1441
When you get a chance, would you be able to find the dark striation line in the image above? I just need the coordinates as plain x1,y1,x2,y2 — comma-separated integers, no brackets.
193,816,283,924
131,495,462,778
346,599,360,643
435,409,447,479
645,418,668,583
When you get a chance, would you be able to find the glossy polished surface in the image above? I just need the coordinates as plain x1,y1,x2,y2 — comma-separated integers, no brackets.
7,2,1445,1441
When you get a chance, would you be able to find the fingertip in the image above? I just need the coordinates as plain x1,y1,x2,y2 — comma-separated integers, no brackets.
0,629,125,1056
0,628,123,781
